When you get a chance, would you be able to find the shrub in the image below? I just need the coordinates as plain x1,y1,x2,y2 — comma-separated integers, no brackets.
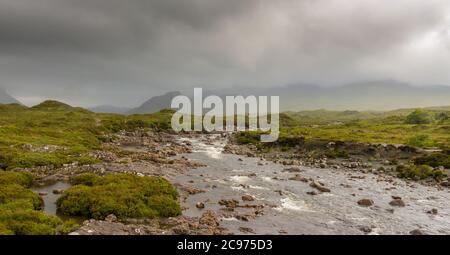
396,164,447,180
413,153,450,169
0,204,62,235
406,134,432,147
435,112,449,122
405,110,432,124
324,149,349,159
69,173,100,186
57,173,181,220
0,171,34,187
0,171,68,235
0,185,43,210
0,223,14,235
235,131,261,144
57,219,80,235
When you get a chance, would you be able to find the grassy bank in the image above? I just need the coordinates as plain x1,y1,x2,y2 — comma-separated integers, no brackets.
234,107,450,180
0,101,173,170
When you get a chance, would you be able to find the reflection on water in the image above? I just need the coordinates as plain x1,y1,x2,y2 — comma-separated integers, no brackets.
32,182,71,215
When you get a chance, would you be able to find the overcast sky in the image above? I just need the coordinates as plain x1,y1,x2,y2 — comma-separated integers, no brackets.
0,0,450,107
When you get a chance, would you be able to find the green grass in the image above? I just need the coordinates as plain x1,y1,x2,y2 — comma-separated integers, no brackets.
396,164,447,181
56,173,181,220
0,101,174,170
413,153,450,169
237,108,450,150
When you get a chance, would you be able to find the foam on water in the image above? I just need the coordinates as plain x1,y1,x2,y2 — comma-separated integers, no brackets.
275,197,313,213
230,175,251,184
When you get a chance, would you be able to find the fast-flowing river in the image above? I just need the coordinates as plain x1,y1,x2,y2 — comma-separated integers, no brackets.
173,134,450,235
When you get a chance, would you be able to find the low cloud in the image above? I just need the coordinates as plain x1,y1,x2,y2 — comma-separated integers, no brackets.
0,0,449,106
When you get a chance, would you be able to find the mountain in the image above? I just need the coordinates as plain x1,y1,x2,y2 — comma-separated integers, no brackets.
127,91,181,114
89,105,131,114
219,80,450,111
0,88,20,104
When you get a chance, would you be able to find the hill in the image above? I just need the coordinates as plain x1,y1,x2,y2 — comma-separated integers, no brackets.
127,91,181,114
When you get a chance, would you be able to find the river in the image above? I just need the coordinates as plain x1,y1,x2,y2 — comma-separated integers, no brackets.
172,134,450,235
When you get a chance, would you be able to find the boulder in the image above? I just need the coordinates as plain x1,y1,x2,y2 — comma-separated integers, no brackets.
310,181,331,192
357,199,374,207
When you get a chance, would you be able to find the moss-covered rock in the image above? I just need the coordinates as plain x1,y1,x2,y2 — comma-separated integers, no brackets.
0,171,69,235
57,173,181,220
396,164,447,181
413,153,450,169
0,204,62,235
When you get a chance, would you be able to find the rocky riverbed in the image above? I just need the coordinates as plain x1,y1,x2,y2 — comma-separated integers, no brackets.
172,134,450,235
23,131,450,235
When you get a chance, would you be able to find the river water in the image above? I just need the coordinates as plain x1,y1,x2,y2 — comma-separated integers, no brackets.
173,135,450,235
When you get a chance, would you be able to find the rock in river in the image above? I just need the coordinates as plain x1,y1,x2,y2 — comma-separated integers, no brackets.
389,198,406,207
196,202,205,209
357,199,374,207
242,195,255,202
310,181,331,192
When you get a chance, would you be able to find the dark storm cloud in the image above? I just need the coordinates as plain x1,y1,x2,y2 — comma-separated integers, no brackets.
0,0,449,106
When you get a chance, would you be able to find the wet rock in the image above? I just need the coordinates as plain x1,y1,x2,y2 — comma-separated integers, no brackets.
247,173,257,177
427,208,438,215
38,192,48,196
274,190,283,196
410,229,426,235
199,211,220,227
52,189,64,194
359,226,372,234
440,181,450,187
235,215,250,222
389,198,406,207
177,184,206,195
357,199,374,207
239,227,255,234
196,202,205,209
289,175,308,182
310,181,331,192
218,199,240,209
282,167,302,173
238,158,243,162
105,214,118,223
242,195,255,202
306,191,318,196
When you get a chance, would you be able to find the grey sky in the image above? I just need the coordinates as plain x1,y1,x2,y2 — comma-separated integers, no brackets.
0,0,449,107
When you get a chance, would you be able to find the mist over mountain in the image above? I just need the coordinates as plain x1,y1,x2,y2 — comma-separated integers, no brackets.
127,91,182,114
0,88,20,104
217,80,450,111
101,80,450,114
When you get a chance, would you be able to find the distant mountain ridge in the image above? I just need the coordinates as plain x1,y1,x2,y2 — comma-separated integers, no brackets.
127,91,181,114
0,88,20,104
91,80,450,114
222,80,450,111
